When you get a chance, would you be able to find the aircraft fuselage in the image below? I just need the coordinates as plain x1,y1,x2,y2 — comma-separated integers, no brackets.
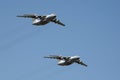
58,56,80,66
32,14,56,25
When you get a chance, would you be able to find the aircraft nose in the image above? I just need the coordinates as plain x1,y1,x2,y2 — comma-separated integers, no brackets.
71,56,80,59
51,14,56,17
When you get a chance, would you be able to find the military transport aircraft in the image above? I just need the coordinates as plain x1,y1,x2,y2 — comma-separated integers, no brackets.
17,13,65,26
44,55,87,67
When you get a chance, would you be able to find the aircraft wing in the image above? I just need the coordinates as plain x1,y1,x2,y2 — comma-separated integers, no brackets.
51,19,65,26
17,14,42,19
75,60,88,67
44,55,70,60
44,55,63,60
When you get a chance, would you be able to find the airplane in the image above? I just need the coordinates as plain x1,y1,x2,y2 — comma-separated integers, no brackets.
44,55,87,67
17,13,65,26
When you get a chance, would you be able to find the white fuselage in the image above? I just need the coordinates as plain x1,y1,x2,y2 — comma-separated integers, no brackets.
32,14,56,25
57,56,80,66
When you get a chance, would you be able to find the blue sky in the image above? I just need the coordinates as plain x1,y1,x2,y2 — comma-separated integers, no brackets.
0,0,120,80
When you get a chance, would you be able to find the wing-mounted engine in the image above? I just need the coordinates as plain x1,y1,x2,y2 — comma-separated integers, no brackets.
62,56,70,61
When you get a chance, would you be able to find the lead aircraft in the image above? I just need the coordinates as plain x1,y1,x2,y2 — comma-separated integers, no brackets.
44,55,87,67
17,13,65,26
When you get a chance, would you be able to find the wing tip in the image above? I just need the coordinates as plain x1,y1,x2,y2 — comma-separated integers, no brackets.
16,15,22,17
44,56,49,58
84,64,88,67
62,24,65,26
